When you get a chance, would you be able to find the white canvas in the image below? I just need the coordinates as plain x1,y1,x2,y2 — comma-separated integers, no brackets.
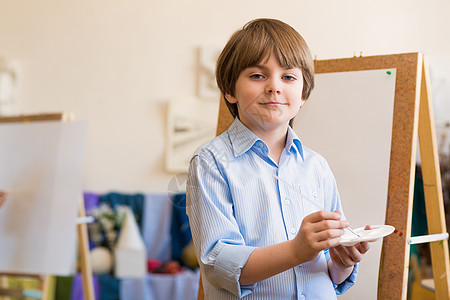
0,121,87,275
293,69,396,300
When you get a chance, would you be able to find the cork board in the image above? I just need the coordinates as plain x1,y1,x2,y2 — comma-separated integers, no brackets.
215,53,422,299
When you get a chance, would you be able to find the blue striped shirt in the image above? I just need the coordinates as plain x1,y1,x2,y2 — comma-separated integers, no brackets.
186,118,357,299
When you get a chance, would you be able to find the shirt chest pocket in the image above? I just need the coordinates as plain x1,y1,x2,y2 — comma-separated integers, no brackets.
298,185,324,216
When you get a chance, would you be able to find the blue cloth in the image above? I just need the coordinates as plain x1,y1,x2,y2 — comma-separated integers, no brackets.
120,269,200,300
142,194,172,261
97,274,120,300
186,118,357,299
99,192,145,228
171,193,192,262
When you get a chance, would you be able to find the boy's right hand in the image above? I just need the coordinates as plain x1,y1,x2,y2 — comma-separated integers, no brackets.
292,210,348,263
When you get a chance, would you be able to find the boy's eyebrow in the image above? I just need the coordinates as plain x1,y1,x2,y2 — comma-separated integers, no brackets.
249,64,300,72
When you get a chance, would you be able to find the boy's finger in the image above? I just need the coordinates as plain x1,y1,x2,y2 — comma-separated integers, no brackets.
306,210,342,223
329,247,343,264
316,228,346,242
332,245,362,266
343,246,363,262
316,236,342,250
312,219,349,233
332,210,342,218
355,241,370,253
332,244,350,260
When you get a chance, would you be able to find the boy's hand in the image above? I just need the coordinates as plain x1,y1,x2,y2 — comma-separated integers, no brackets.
0,190,7,208
292,210,348,263
329,225,371,270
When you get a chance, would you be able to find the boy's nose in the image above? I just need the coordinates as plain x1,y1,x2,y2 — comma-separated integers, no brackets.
265,82,281,95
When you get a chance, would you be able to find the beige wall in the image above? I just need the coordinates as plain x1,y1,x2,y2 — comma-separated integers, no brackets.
1,0,449,194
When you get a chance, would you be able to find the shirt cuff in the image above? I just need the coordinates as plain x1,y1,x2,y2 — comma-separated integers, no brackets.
333,263,358,295
214,243,257,298
324,248,358,295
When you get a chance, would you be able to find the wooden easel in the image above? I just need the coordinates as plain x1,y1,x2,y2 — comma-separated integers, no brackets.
210,53,450,299
0,113,95,300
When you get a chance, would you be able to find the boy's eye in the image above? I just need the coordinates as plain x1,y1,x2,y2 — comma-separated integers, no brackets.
283,75,296,81
250,74,264,80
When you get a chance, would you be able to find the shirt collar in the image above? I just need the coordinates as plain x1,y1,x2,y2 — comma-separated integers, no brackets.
286,125,304,160
228,118,261,157
228,118,304,160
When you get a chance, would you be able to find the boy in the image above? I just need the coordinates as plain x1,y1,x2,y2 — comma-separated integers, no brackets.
186,18,370,299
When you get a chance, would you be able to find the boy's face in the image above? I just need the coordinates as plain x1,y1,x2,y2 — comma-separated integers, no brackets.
226,52,305,133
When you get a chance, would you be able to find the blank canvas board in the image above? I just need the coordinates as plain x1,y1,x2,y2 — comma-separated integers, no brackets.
293,69,396,299
0,121,87,275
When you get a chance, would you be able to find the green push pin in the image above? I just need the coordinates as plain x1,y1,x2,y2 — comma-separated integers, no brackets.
387,71,392,75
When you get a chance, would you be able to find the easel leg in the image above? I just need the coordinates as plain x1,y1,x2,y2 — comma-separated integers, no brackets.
77,197,95,300
418,55,450,299
197,273,204,300
41,275,50,299
0,275,8,300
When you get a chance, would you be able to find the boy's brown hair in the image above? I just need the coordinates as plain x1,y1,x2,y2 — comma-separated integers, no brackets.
216,18,315,124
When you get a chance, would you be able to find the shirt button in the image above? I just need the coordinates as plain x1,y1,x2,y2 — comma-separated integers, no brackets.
312,191,317,197
285,199,290,205
290,228,296,234
300,294,305,300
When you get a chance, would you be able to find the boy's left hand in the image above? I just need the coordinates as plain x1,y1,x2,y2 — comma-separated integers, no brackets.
329,225,371,270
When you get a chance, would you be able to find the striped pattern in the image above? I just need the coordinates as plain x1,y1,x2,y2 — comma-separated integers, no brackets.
186,118,357,299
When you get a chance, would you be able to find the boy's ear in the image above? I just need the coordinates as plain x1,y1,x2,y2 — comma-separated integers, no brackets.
225,93,237,104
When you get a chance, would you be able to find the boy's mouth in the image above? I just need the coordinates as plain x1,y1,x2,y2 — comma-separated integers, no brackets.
260,101,286,106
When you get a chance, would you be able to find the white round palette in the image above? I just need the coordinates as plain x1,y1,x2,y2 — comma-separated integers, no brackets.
339,225,395,246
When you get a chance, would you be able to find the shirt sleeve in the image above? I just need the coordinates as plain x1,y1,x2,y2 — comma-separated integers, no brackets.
186,152,257,298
